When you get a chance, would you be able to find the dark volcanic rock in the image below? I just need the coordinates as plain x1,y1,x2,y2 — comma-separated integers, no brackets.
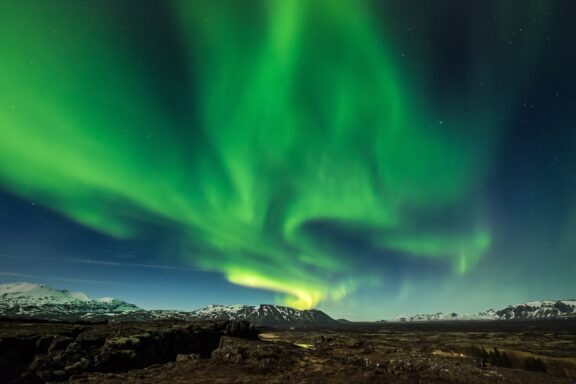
5,320,576,384
0,336,39,381
69,321,576,384
0,320,257,383
48,334,74,353
212,336,302,371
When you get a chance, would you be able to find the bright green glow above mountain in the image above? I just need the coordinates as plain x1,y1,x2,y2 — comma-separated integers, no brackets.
0,1,549,309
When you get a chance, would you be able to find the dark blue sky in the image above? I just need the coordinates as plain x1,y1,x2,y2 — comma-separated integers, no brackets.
0,1,575,320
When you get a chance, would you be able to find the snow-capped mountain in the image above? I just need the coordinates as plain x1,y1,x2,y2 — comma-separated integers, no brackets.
0,282,141,320
494,300,576,320
112,305,338,326
391,300,576,322
0,282,337,326
392,311,496,322
185,304,338,326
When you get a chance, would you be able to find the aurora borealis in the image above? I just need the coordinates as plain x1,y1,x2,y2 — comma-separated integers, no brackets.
0,1,575,319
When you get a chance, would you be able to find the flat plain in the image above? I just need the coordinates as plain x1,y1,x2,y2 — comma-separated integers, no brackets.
1,319,575,383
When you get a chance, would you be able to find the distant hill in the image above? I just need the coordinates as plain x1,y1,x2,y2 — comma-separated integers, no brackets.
390,300,576,322
0,282,338,327
0,282,141,321
184,304,338,326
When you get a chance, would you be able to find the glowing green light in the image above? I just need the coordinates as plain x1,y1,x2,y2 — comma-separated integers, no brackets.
0,1,510,308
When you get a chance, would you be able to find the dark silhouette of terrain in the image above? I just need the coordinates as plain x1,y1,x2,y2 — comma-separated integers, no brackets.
1,319,575,383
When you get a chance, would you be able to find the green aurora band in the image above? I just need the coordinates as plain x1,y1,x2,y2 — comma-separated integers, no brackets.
0,1,549,308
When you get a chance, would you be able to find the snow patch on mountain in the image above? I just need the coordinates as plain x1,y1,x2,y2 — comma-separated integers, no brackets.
390,300,576,322
495,300,576,320
0,282,142,320
0,282,90,303
0,283,337,326
185,303,338,326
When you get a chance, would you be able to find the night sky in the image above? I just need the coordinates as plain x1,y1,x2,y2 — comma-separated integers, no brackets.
0,1,575,320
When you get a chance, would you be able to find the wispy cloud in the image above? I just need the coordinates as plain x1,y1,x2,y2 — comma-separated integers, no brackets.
0,254,212,272
0,271,148,287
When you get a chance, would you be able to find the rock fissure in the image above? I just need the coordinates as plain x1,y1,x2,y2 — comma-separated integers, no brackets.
0,320,257,383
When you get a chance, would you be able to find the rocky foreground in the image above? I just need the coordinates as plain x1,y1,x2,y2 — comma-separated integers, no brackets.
1,320,576,383
0,320,257,383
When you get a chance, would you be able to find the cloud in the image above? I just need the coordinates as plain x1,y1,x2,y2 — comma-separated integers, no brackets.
0,271,148,288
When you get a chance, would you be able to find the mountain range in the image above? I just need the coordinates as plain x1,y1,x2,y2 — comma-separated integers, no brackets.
2,282,575,325
0,282,338,326
0,282,141,321
391,300,576,322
